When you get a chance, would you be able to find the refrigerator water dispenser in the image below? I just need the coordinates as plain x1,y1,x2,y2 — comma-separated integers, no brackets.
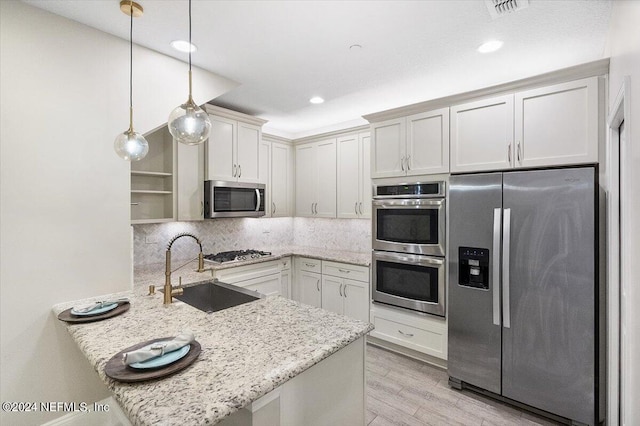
458,247,489,289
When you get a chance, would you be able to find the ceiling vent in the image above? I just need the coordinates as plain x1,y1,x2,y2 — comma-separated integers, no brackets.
485,0,530,19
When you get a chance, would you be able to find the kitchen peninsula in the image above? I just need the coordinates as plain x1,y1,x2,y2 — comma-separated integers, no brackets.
53,262,373,425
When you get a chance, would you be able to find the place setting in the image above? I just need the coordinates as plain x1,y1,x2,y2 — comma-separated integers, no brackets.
57,297,130,323
104,331,201,383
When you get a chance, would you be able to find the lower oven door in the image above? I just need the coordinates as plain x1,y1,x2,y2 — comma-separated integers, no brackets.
372,250,445,317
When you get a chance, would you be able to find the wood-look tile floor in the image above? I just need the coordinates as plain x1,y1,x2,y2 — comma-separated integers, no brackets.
366,343,562,426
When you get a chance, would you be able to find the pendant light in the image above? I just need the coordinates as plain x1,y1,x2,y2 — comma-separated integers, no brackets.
114,0,149,161
167,0,211,145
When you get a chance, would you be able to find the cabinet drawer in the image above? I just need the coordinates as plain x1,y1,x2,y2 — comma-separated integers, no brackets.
370,305,447,360
298,257,322,273
322,261,369,283
280,257,291,270
214,260,281,284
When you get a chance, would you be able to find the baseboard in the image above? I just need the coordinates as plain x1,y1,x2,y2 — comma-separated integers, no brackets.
366,335,448,370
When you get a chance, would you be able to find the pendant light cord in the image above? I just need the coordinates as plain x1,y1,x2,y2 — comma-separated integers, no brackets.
188,0,193,101
129,1,134,131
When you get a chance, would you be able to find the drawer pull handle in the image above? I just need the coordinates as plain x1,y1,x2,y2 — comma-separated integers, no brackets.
338,269,351,273
398,330,414,337
305,263,316,267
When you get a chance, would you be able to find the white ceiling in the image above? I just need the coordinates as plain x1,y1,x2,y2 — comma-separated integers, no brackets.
24,0,612,139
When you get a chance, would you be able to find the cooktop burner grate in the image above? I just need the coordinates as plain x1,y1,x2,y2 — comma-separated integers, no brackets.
204,250,272,263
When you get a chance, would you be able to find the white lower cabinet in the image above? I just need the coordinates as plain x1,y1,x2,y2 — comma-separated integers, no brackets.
218,337,365,426
213,257,292,298
370,303,447,360
294,257,370,323
321,261,370,323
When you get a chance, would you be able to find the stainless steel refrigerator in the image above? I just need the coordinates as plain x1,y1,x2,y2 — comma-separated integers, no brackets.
448,167,603,425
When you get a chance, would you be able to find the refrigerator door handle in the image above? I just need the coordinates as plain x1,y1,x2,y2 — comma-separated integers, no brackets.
492,208,502,326
502,208,511,328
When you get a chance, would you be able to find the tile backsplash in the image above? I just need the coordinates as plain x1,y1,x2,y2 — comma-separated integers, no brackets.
133,217,371,266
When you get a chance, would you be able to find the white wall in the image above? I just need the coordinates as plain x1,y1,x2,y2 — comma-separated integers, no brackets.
0,2,237,425
605,1,640,424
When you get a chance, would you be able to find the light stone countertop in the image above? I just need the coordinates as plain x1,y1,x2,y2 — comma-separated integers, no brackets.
54,251,373,425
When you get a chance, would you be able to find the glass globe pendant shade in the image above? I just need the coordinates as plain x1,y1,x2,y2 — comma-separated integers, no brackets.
114,129,149,161
168,98,211,145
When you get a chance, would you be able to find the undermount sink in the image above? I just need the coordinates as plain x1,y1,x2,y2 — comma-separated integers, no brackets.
172,280,263,313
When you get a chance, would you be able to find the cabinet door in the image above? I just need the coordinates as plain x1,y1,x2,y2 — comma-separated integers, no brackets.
321,276,344,315
176,142,204,221
515,77,599,168
343,279,369,323
239,273,282,297
298,271,322,308
337,134,360,219
371,118,406,178
359,132,372,218
272,142,292,217
450,95,514,173
315,139,337,218
295,144,317,217
206,115,236,181
281,268,291,299
259,139,271,217
237,122,261,182
406,108,450,175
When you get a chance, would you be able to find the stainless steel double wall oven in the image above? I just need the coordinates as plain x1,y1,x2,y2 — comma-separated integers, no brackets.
372,181,446,316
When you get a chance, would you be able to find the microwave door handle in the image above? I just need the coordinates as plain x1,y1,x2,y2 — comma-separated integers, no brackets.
255,189,261,212
492,208,502,326
502,208,511,329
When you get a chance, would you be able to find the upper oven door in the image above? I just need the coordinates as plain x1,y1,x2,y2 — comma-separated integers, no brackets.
373,198,445,256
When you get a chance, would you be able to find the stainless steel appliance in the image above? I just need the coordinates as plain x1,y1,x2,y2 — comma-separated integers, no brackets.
204,181,265,218
372,181,445,256
204,249,272,263
372,181,446,316
372,250,445,316
448,167,603,425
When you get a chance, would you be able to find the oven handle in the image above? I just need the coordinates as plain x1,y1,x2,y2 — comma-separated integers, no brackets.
373,251,444,267
492,208,502,327
372,198,444,207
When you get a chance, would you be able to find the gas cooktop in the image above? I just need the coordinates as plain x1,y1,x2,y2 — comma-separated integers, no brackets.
203,249,272,264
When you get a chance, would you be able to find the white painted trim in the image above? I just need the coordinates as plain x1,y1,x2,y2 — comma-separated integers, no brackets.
262,133,293,144
204,104,268,126
364,58,610,123
293,124,370,145
606,75,631,426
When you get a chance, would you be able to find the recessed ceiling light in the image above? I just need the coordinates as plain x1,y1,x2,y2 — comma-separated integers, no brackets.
477,40,504,53
309,96,324,104
171,40,197,53
350,44,362,50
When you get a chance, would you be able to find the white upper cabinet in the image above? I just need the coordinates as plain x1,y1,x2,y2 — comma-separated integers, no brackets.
450,95,514,173
176,142,204,221
371,118,405,178
451,77,600,173
406,109,450,175
337,132,371,218
204,105,267,183
371,108,449,178
295,139,336,218
271,142,293,217
515,77,599,168
206,115,236,181
259,139,271,217
236,122,261,182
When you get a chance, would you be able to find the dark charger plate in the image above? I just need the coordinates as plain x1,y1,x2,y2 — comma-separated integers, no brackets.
104,337,201,383
57,302,130,324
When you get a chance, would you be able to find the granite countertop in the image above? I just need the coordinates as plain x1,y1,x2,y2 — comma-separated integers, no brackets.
53,268,373,425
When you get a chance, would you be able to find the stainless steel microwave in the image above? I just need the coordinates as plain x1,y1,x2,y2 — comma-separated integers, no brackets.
204,181,265,218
